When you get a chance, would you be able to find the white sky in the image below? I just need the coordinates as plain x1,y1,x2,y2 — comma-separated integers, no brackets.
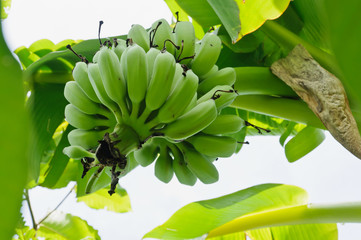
3,0,361,239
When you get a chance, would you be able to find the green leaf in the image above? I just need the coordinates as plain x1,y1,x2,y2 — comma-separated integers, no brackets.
26,83,68,184
164,0,190,21
37,211,100,240
14,226,37,240
175,0,221,28
144,184,308,239
284,126,325,163
28,39,56,57
246,228,272,240
324,1,361,109
1,0,11,19
208,231,246,240
291,0,329,51
77,186,131,213
207,0,290,42
0,18,29,240
268,224,337,240
40,122,73,188
209,224,337,240
207,0,241,43
218,26,262,53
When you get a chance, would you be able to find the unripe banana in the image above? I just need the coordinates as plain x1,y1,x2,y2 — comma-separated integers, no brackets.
144,50,176,113
64,81,112,118
87,63,122,120
119,46,130,83
133,139,159,167
170,63,184,93
63,145,95,159
197,85,238,112
199,65,218,82
156,69,199,124
126,43,148,118
202,114,244,135
184,93,197,113
97,46,129,117
190,33,222,78
178,142,219,184
145,48,160,83
169,144,197,186
154,145,174,183
160,99,217,140
65,104,113,130
68,128,108,150
187,134,237,158
128,24,150,52
72,62,100,103
113,38,127,60
197,67,236,96
174,21,195,64
150,19,175,54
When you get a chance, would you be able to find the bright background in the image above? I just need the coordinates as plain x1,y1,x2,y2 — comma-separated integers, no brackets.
3,0,361,239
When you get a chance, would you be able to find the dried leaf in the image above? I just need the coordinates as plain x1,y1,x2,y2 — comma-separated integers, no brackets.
271,44,361,159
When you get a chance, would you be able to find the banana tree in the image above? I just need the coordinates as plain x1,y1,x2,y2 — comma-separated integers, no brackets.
2,0,361,239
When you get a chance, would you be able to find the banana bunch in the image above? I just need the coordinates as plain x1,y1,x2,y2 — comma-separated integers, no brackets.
63,18,244,192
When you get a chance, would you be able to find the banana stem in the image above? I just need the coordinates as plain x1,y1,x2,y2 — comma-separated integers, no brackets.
118,99,130,120
138,107,152,124
208,202,361,238
130,101,140,120
145,116,161,130
231,95,325,129
261,20,342,78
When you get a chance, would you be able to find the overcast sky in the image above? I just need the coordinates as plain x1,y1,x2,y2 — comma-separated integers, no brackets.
3,0,361,239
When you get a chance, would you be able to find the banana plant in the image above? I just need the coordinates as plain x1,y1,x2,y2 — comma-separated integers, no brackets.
3,0,361,239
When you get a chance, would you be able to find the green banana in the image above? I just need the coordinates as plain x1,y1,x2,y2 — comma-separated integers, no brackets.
97,46,129,117
128,24,150,52
150,19,175,53
184,93,198,113
155,69,199,124
113,38,127,60
142,50,176,119
63,145,96,159
187,133,237,158
65,104,113,130
197,67,236,96
145,47,160,83
199,65,218,82
190,33,222,78
197,85,238,112
72,62,100,103
169,144,197,186
202,114,244,135
64,81,112,118
160,99,217,140
179,142,219,184
174,21,195,64
170,63,184,93
87,63,122,120
133,139,159,167
154,144,174,183
68,128,108,150
126,43,148,119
